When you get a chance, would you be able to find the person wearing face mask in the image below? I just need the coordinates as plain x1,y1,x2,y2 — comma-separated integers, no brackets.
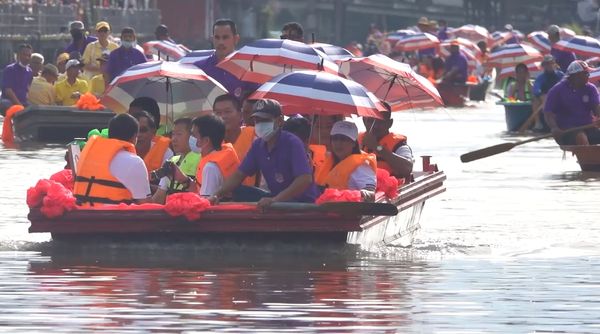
106,27,146,82
63,21,97,56
1,44,34,108
315,120,377,202
210,99,319,208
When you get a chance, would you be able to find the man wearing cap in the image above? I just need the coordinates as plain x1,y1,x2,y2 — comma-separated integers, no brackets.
27,64,59,105
82,21,119,80
1,44,33,108
64,21,97,56
210,99,319,208
544,60,600,145
441,41,468,84
548,24,576,72
106,27,146,82
30,53,44,77
55,59,88,106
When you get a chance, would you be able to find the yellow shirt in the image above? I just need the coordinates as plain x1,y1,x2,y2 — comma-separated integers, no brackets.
27,76,55,105
82,40,119,79
55,78,89,106
90,74,106,97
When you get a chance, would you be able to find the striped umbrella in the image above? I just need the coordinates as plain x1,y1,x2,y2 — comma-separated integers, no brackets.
560,27,576,40
338,54,444,111
488,43,543,67
310,43,354,61
249,70,386,118
143,40,190,61
450,24,491,43
491,31,512,48
178,49,215,64
527,31,551,53
386,29,417,45
589,68,600,83
393,32,440,52
217,38,339,84
102,61,227,125
554,35,600,57
439,43,481,73
498,61,541,80
586,56,600,66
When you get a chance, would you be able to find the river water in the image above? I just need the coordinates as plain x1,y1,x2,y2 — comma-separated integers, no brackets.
1,101,600,333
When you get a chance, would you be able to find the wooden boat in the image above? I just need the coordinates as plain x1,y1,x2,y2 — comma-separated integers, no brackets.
27,170,446,249
437,82,478,107
12,106,115,142
560,145,600,172
468,80,490,101
496,101,549,133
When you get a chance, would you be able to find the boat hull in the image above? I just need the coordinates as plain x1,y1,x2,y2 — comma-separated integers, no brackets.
561,145,600,172
438,83,468,107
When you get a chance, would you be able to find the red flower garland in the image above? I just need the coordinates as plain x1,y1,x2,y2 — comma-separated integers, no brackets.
49,169,74,191
315,188,362,205
164,192,211,221
376,168,403,199
26,179,76,218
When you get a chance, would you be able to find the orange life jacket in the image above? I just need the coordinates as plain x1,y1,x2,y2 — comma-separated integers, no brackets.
143,135,171,172
196,143,240,185
358,132,408,176
73,135,135,206
309,144,327,171
315,152,377,190
230,126,258,186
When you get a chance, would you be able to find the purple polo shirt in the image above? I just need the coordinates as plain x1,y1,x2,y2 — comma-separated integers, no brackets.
106,46,147,82
550,47,576,72
444,52,468,83
64,36,98,56
544,79,600,129
437,27,448,41
194,52,257,100
1,62,33,105
239,130,319,203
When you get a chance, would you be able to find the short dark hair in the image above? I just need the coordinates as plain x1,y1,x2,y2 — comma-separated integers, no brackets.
174,117,192,131
18,44,32,52
155,24,168,35
192,115,225,149
130,97,160,127
213,19,237,35
240,89,256,103
282,116,311,144
282,22,304,38
130,110,156,130
213,94,241,111
109,114,139,141
515,63,528,72
121,27,136,35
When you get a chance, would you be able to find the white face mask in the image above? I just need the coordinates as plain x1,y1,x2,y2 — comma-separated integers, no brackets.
121,40,136,49
255,121,276,140
189,136,200,153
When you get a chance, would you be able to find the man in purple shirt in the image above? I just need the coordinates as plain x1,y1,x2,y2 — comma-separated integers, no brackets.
442,41,468,84
544,60,600,145
63,21,97,58
106,27,147,82
1,44,33,107
194,19,256,100
437,19,449,41
210,99,318,208
548,24,576,73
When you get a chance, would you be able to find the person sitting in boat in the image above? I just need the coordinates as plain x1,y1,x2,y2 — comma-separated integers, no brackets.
73,113,153,206
282,115,317,169
55,59,88,106
308,115,344,172
504,63,532,102
27,64,59,106
128,96,167,136
90,53,110,97
544,60,600,145
154,117,200,202
532,55,564,129
213,94,259,186
1,44,33,109
441,40,468,85
130,110,173,173
315,120,377,202
210,99,319,208
360,105,414,179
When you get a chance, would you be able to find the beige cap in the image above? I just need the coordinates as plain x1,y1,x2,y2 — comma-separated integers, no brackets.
330,120,359,141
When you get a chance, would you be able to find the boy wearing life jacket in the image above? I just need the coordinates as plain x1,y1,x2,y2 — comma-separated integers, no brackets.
130,110,174,173
360,105,413,179
315,120,377,202
73,114,153,205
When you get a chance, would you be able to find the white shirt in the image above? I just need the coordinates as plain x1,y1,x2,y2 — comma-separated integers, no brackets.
199,162,223,196
395,144,414,162
109,150,151,199
348,163,376,191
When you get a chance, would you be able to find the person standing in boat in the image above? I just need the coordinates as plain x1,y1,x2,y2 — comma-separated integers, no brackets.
360,105,414,179
1,44,33,108
314,120,377,202
130,110,174,173
548,25,576,73
82,21,119,81
532,55,564,129
106,27,146,82
63,21,97,57
210,99,318,208
544,60,600,145
505,63,532,102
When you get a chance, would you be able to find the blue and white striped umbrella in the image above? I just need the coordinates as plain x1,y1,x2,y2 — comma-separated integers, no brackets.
178,49,215,64
393,32,440,52
527,31,550,53
386,29,417,44
488,43,543,67
555,35,600,57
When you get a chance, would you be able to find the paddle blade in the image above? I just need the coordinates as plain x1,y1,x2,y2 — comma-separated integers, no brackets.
460,142,516,163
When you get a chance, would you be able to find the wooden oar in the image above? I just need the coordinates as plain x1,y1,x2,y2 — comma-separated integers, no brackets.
269,202,398,216
517,103,543,133
460,122,600,163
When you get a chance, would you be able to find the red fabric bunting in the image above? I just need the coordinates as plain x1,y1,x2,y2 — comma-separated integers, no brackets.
76,92,105,111
49,169,74,191
376,168,403,199
164,192,211,221
26,179,77,218
316,188,362,205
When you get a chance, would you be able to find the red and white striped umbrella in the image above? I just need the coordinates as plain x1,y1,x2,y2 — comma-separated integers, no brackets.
178,49,215,64
527,31,551,53
491,31,512,48
310,43,354,61
589,67,600,83
217,38,339,84
498,61,541,80
554,35,600,57
143,40,190,61
439,43,481,73
488,43,543,67
102,61,227,123
450,24,491,43
393,32,440,52
560,27,576,40
249,70,385,118
338,54,444,111
386,29,417,45
586,56,600,67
